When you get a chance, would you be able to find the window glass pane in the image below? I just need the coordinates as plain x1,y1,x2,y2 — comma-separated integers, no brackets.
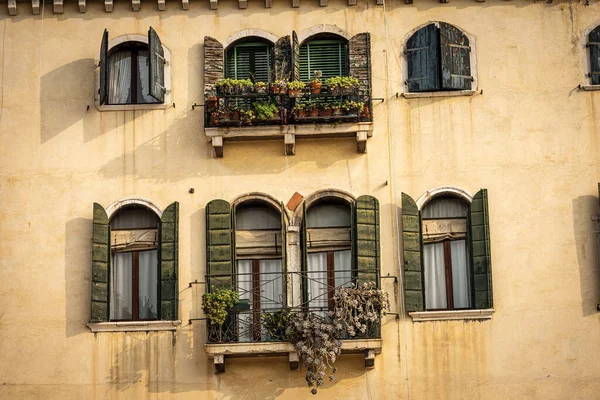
334,250,352,289
236,260,253,343
236,204,281,230
423,242,447,310
451,240,471,309
137,50,159,104
260,259,282,310
138,250,158,319
306,202,351,228
422,196,469,219
108,50,132,104
110,252,133,320
307,252,328,312
110,207,159,230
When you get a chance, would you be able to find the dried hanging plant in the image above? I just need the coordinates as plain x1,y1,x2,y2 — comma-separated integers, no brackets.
332,282,390,337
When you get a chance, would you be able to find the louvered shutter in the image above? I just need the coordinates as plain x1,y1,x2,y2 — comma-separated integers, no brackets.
280,202,287,303
589,27,600,85
470,189,492,309
355,196,380,287
99,29,109,105
299,40,348,82
406,24,440,93
440,22,472,90
301,201,308,304
225,44,272,83
148,27,165,103
91,203,110,322
159,202,179,320
349,32,372,93
274,35,291,83
206,200,233,290
292,31,300,82
204,37,224,96
402,193,424,312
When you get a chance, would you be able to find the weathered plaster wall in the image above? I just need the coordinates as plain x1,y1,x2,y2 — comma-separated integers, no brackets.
0,0,600,399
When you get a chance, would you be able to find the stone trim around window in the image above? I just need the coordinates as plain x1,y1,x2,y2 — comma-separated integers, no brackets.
401,90,477,99
87,320,181,332
94,34,172,111
409,309,494,322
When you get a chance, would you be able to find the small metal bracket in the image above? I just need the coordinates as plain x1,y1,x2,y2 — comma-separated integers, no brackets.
372,97,385,103
192,103,205,110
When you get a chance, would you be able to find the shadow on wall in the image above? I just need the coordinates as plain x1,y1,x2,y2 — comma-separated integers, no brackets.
65,217,92,338
572,195,600,317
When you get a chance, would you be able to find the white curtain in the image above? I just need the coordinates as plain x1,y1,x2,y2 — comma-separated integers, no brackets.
306,203,350,228
236,260,253,342
424,242,447,310
236,206,280,230
138,250,158,319
108,50,132,104
110,208,158,230
260,259,282,310
422,197,468,218
110,252,133,320
307,252,328,313
136,50,158,104
451,240,471,309
334,250,352,289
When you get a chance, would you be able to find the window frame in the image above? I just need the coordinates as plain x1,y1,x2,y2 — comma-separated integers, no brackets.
225,40,274,83
95,34,172,111
401,22,478,98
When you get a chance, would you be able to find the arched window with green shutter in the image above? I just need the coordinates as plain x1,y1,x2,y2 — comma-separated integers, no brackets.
299,37,349,82
225,40,273,83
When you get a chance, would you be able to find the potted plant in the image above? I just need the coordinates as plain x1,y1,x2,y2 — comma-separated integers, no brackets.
271,80,285,94
342,100,364,116
239,109,255,125
294,103,307,119
231,107,240,121
209,109,226,126
319,102,333,117
202,287,240,342
253,102,279,121
308,70,323,94
325,76,360,95
331,102,343,116
215,78,234,95
255,81,267,94
206,93,218,112
308,101,320,117
261,309,291,341
287,80,306,96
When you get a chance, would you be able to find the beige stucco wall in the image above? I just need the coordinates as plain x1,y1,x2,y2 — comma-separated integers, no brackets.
1,0,600,398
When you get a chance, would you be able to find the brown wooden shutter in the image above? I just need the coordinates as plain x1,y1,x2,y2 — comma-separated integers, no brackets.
160,202,179,320
406,24,440,93
291,31,300,82
355,195,380,286
349,33,372,94
91,203,110,322
206,200,233,290
99,29,109,106
148,26,165,103
440,22,472,91
274,35,291,83
402,193,424,312
589,27,600,85
204,36,224,97
469,189,492,309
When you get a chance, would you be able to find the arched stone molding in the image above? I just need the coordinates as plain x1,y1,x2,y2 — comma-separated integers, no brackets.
222,29,278,50
231,192,289,224
297,24,351,45
291,188,355,226
106,196,163,219
415,186,473,210
400,21,478,94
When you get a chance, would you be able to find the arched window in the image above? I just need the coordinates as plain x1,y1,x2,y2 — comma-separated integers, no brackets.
299,35,349,81
421,195,471,310
406,22,472,93
225,38,274,83
303,198,353,312
588,25,600,85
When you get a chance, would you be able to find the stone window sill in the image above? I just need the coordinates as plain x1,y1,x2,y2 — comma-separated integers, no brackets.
96,103,170,112
87,320,181,332
580,85,600,91
409,309,494,322
402,90,477,99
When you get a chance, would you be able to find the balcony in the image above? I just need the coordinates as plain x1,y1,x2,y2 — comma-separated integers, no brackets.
204,84,374,157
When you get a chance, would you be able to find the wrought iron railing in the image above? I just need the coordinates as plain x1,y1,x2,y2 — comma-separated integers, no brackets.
206,268,381,344
205,85,373,128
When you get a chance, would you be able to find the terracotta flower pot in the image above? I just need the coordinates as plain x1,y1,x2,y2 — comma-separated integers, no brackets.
288,89,302,96
296,109,307,118
309,82,322,94
309,108,319,117
333,108,343,116
320,107,333,117
232,110,240,121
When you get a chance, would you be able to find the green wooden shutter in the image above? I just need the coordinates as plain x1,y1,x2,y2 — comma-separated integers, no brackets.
281,201,287,305
440,22,472,91
148,26,165,103
225,43,272,83
91,203,110,322
470,189,492,309
292,31,300,82
406,23,440,93
204,36,224,96
589,27,600,85
274,35,291,83
299,40,348,82
402,193,424,312
301,201,308,305
355,196,380,287
99,29,109,105
160,202,179,320
206,200,233,290
349,32,372,94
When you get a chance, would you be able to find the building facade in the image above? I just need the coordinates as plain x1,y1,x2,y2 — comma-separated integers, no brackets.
1,0,600,398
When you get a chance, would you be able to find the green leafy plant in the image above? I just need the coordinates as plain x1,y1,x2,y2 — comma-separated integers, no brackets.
309,70,323,85
261,309,292,341
255,81,267,93
253,102,279,120
325,76,360,94
215,78,253,94
341,100,364,114
240,109,255,125
202,288,239,341
287,80,306,91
